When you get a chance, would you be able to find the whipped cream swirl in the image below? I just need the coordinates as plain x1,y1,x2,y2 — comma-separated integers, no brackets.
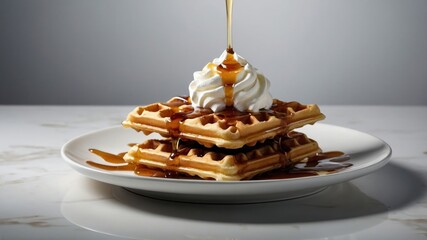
189,51,273,112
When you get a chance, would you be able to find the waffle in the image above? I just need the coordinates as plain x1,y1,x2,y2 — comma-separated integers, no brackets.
122,96,325,149
124,131,321,181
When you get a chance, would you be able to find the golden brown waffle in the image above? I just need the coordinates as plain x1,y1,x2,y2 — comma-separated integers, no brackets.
122,97,325,149
124,132,321,181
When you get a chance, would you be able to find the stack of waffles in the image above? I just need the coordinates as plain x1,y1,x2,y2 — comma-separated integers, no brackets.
122,96,325,181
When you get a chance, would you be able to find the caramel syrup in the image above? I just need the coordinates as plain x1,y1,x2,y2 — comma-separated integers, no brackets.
162,97,212,166
216,49,243,107
217,0,243,107
86,149,135,171
86,145,352,180
253,152,352,180
86,148,186,178
162,96,294,127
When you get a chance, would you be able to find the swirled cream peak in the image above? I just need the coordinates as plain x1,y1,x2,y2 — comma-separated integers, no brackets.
189,50,273,112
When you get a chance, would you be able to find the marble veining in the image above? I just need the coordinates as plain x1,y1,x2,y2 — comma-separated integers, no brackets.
38,109,126,130
1,176,44,186
389,217,427,237
0,215,65,228
0,105,427,240
40,123,70,129
0,145,60,163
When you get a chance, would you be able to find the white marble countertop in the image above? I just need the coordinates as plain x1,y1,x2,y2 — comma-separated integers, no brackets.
1,105,427,240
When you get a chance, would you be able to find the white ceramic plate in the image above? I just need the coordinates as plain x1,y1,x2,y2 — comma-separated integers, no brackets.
61,124,391,203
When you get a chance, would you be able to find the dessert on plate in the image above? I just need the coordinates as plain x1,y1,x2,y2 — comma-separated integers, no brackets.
121,50,327,180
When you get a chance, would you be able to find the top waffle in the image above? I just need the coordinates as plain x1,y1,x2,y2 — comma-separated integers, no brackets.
122,96,325,149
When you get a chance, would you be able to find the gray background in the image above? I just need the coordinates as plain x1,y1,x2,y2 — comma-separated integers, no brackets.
1,0,426,105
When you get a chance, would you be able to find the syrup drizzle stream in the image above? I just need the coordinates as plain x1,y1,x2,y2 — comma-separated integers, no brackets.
216,50,243,107
219,0,243,107
160,0,243,165
226,0,234,51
